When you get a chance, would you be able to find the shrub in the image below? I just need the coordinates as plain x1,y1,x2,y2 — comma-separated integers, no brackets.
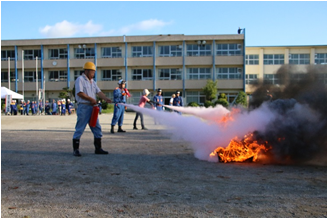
204,100,214,108
214,99,229,108
188,102,199,107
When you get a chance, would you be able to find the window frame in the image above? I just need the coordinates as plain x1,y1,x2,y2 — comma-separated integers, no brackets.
132,46,153,57
158,68,182,80
217,67,242,79
49,70,67,82
263,54,285,65
132,69,153,81
289,53,310,65
245,54,259,65
159,45,182,57
187,68,211,80
101,69,122,81
49,48,68,60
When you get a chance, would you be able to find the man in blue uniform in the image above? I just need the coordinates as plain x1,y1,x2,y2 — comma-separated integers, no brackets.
153,88,164,111
72,61,112,157
98,100,102,115
52,100,57,115
173,90,184,115
10,100,17,115
25,100,30,115
66,99,74,115
111,79,127,134
61,99,66,115
45,100,51,115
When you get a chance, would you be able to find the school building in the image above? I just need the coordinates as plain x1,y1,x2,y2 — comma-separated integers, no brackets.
1,33,327,105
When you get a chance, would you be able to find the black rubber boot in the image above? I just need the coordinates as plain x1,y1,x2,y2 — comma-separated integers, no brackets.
94,138,108,154
142,126,148,130
73,139,81,157
133,124,138,130
118,126,126,132
111,125,115,134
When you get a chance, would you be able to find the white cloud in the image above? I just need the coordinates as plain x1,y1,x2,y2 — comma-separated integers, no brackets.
101,19,173,36
39,19,173,38
39,20,103,38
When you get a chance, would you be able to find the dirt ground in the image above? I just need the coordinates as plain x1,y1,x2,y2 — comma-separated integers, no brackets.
1,113,327,218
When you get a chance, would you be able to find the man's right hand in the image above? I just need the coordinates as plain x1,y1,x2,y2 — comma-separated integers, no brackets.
90,98,97,106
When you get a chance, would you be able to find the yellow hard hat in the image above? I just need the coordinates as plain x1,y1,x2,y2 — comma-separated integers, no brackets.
83,62,96,71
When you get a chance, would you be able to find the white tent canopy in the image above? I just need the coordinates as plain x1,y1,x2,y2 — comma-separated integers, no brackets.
1,87,24,99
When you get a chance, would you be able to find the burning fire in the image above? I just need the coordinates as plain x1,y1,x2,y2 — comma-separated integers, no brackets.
210,133,272,163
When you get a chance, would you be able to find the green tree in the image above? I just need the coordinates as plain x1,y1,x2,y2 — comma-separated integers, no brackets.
188,102,199,107
214,93,229,108
235,91,248,108
204,100,214,108
58,87,73,100
202,80,218,102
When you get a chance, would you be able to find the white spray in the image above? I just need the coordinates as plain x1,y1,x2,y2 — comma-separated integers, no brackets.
122,103,279,162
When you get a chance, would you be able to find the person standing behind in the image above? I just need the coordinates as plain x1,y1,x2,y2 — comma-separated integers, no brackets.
20,100,24,115
111,79,127,134
52,100,57,115
45,100,51,115
66,99,74,115
61,99,66,116
57,100,62,116
173,90,184,115
10,100,17,115
26,100,30,116
72,61,112,157
133,89,153,130
153,88,164,111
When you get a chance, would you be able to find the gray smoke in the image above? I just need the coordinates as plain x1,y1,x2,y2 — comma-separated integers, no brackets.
123,65,327,165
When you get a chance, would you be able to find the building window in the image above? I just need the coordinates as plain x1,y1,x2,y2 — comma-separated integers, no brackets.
74,48,95,59
263,54,285,65
289,54,310,65
49,71,67,81
158,68,182,80
187,68,211,80
101,69,122,81
1,71,15,82
315,73,327,84
24,49,41,60
1,50,15,61
24,71,42,82
186,91,205,105
315,53,327,65
245,55,259,65
132,69,153,80
186,44,211,56
132,46,153,57
217,67,242,79
159,45,182,57
264,74,280,85
216,44,242,56
74,70,84,80
127,91,143,104
49,48,67,59
245,74,258,84
101,47,122,58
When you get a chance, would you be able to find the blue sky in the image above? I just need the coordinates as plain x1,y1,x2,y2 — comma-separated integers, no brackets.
1,1,327,46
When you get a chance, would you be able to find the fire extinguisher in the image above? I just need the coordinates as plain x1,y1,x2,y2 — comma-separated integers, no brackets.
124,88,131,97
89,105,99,127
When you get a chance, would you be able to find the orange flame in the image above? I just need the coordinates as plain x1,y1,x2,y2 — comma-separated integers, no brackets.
210,133,272,163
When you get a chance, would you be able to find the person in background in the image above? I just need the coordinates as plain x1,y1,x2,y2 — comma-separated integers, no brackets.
133,89,153,130
169,93,176,112
110,79,127,134
72,61,112,157
57,100,62,116
20,100,24,115
25,100,30,116
52,100,57,115
61,99,66,116
45,100,51,115
98,100,102,115
66,99,74,115
173,90,184,115
31,101,35,115
153,88,164,111
10,100,17,115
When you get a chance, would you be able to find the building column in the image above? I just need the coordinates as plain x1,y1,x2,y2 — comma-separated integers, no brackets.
41,45,44,89
182,40,186,98
67,44,70,88
94,43,97,82
15,45,18,92
153,41,156,91
243,28,246,92
212,39,216,82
